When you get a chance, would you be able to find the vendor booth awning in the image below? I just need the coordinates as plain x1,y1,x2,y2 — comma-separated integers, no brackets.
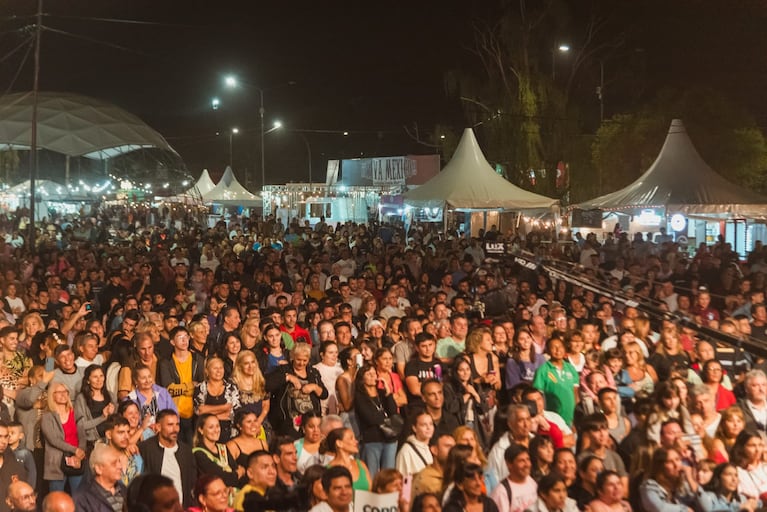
403,128,558,210
573,119,767,219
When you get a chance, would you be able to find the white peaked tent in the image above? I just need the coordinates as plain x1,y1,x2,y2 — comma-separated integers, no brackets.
203,167,262,206
404,128,558,210
573,119,767,219
187,169,216,197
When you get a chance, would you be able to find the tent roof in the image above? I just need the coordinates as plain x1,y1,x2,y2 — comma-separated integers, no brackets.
0,92,178,159
2,179,90,201
403,128,557,210
574,119,767,218
203,167,262,206
185,169,216,197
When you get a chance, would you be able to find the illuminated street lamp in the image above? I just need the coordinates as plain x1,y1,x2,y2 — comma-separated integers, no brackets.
224,74,266,190
552,44,570,79
229,127,239,168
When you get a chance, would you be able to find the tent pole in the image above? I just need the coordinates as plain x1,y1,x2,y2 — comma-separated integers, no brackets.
28,0,42,251
443,205,448,238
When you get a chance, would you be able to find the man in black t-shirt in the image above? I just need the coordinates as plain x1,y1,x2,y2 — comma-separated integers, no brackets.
404,332,443,406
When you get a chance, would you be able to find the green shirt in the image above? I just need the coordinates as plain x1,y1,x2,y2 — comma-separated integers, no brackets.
436,337,465,360
532,359,579,426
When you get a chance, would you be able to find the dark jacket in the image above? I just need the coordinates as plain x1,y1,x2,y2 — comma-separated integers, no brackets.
138,436,196,508
73,480,126,512
265,364,328,439
354,387,399,444
242,485,301,512
738,397,767,433
0,450,27,512
157,352,205,392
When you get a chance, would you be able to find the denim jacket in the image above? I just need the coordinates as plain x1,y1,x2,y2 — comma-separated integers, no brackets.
697,490,760,512
639,478,697,512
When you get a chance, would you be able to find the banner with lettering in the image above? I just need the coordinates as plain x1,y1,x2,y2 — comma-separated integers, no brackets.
338,155,439,187
353,490,399,512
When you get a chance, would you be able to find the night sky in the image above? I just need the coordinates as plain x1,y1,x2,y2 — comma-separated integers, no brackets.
1,0,766,188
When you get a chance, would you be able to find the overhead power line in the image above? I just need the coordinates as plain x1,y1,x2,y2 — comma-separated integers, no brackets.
41,25,166,60
0,34,34,66
2,36,34,96
43,14,201,28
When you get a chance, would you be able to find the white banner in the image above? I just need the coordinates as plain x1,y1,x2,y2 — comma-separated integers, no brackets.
353,490,399,512
326,159,340,186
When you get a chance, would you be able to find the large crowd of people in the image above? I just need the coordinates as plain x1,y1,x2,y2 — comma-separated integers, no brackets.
2,211,767,512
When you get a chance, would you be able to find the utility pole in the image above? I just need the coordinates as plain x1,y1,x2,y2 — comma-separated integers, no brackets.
29,0,42,251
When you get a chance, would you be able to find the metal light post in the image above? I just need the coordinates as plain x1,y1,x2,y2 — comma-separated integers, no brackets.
259,89,264,190
229,127,239,168
297,132,312,186
225,75,267,190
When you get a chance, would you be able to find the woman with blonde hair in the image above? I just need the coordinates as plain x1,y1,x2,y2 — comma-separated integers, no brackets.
452,426,487,467
620,340,657,396
22,313,45,362
194,356,241,442
648,325,690,382
265,342,327,439
239,316,261,352
19,312,43,353
230,351,269,436
41,381,86,492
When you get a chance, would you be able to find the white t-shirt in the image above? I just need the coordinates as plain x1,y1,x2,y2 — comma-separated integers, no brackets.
4,296,24,318
161,444,183,502
490,476,538,512
75,354,105,368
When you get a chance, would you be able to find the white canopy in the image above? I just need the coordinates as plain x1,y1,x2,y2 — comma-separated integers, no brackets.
203,167,262,207
0,92,178,159
186,169,216,197
573,119,767,219
404,128,557,210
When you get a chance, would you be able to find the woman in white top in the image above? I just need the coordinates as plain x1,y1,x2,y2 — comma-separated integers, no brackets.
313,341,343,415
4,283,25,320
395,409,434,477
732,430,767,500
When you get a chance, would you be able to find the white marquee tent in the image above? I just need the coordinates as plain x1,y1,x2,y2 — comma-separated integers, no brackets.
404,128,558,210
573,119,767,219
203,167,262,207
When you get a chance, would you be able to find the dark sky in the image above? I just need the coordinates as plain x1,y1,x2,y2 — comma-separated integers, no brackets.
1,1,766,187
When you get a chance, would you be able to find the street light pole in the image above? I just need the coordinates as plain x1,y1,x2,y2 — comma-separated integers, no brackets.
259,89,265,191
296,132,312,186
229,128,238,168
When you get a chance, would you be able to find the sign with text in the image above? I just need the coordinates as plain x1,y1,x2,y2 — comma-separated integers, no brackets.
484,241,506,255
571,208,603,228
354,490,399,512
337,155,439,187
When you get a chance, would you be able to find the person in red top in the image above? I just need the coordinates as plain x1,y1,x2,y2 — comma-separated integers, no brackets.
693,290,720,327
701,360,737,411
280,306,311,345
522,387,569,449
